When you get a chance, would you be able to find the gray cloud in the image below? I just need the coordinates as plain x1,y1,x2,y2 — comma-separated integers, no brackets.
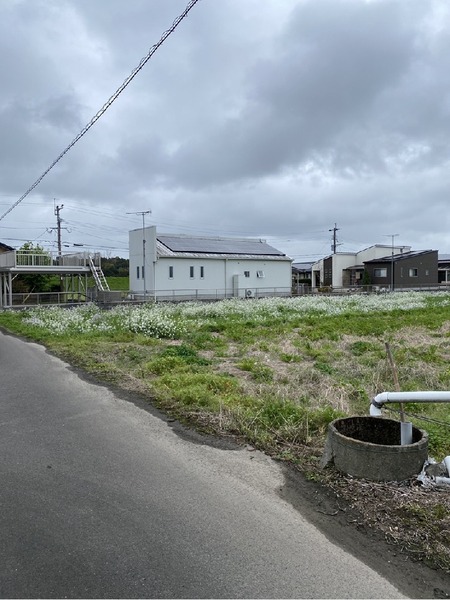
0,0,450,258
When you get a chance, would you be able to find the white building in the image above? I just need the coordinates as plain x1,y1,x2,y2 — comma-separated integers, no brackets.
129,227,292,300
311,244,411,290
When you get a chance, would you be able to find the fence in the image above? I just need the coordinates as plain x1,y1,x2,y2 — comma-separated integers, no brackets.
305,283,450,295
0,250,101,269
127,287,292,303
8,292,88,307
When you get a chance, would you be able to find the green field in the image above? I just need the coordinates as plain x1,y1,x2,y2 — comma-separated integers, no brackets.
2,292,450,569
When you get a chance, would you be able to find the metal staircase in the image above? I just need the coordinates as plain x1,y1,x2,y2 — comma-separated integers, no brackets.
89,255,110,291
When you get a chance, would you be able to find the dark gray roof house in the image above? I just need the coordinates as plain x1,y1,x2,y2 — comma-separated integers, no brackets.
364,250,438,289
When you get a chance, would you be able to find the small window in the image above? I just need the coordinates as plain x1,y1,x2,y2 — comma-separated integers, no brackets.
373,268,387,278
244,271,250,278
425,269,429,276
409,268,418,277
256,270,265,278
190,266,194,279
137,266,140,279
142,266,145,279
200,266,204,279
169,266,174,279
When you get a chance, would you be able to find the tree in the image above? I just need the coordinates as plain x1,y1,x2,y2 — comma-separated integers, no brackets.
15,242,56,293
101,256,129,277
362,269,371,288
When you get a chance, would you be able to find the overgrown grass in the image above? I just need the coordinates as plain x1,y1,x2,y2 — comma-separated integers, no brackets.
3,291,450,572
1,292,450,458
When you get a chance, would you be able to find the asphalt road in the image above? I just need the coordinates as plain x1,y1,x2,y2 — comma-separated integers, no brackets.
0,330,407,599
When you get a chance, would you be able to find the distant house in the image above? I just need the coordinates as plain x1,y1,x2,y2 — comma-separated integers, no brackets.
129,226,292,300
439,254,450,285
292,261,313,293
364,250,438,290
311,244,410,290
0,242,14,253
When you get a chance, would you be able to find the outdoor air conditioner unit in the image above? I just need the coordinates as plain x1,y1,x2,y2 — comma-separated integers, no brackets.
245,289,253,298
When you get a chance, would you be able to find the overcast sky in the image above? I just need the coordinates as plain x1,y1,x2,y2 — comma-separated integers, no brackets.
1,0,449,261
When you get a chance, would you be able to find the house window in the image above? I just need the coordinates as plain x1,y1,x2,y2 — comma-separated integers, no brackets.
244,271,250,278
200,266,204,279
190,266,194,278
142,266,145,279
425,269,429,276
137,266,140,279
373,268,387,278
400,267,403,278
409,268,418,277
256,270,265,278
169,266,174,279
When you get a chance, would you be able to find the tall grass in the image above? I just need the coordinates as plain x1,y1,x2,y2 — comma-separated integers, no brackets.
1,291,450,458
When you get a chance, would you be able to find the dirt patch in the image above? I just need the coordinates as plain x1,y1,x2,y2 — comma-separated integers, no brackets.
280,464,450,599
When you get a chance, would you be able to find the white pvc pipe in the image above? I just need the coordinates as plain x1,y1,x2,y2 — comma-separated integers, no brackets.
400,421,413,445
444,456,450,477
374,391,450,404
435,476,450,486
370,390,450,417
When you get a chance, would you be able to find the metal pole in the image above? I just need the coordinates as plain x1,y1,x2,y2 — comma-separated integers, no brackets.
385,233,399,291
127,210,151,302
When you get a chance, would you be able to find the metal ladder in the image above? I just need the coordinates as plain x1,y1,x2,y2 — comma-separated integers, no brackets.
89,255,110,291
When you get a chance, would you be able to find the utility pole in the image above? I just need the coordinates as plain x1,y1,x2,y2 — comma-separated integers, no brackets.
329,223,340,254
127,210,151,301
47,202,68,258
55,204,64,256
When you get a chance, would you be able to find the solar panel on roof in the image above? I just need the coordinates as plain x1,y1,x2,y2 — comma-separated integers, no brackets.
157,235,284,256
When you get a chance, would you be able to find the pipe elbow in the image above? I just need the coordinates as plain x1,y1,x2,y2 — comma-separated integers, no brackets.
370,402,382,416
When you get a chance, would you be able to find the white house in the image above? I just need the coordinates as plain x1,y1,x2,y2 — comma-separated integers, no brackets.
311,244,411,290
129,226,292,300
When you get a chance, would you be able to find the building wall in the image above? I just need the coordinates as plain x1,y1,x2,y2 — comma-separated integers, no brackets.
357,245,409,263
366,251,438,288
311,245,412,290
129,227,291,298
439,261,450,284
129,226,157,294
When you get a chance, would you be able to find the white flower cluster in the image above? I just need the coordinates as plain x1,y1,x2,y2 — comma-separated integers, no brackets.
178,291,450,323
21,292,450,337
23,303,185,338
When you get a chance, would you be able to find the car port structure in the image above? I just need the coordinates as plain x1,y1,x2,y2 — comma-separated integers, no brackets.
0,249,109,308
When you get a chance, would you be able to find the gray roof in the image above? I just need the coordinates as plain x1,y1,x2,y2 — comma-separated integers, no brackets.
364,250,437,264
439,254,450,262
292,262,314,271
157,234,287,258
0,242,14,252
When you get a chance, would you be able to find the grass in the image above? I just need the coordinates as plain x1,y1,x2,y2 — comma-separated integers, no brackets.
1,292,450,457
3,292,450,570
85,276,129,291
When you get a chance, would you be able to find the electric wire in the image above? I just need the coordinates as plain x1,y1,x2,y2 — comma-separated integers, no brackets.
0,0,201,224
385,406,450,429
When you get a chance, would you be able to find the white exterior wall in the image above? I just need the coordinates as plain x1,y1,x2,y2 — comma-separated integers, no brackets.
357,245,410,262
129,226,157,295
154,257,291,298
330,254,357,287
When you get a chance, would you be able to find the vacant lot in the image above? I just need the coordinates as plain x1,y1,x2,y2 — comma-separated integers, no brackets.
2,291,450,571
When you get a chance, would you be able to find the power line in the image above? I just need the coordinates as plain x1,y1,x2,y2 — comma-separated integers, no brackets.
0,0,201,224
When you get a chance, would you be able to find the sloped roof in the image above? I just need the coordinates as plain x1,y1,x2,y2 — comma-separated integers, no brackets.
0,242,14,252
364,250,437,264
156,234,289,260
292,262,314,271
